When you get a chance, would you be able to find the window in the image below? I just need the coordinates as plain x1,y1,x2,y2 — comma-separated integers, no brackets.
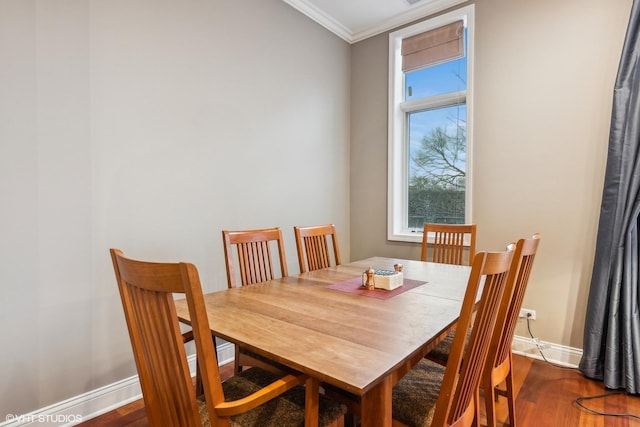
388,5,474,242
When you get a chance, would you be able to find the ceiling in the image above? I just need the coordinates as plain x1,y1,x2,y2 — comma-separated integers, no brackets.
282,0,465,44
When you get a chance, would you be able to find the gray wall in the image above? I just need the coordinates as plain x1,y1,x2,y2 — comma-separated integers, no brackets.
0,0,350,415
350,0,632,348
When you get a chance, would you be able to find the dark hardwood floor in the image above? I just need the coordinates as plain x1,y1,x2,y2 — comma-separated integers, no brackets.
77,354,640,426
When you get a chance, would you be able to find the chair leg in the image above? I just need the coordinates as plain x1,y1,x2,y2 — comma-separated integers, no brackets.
234,344,242,373
322,384,360,427
195,359,204,396
343,414,358,427
504,352,517,427
483,376,498,427
195,334,218,397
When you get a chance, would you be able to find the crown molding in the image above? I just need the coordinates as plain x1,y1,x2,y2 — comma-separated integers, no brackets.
282,0,353,42
283,0,467,44
351,0,467,43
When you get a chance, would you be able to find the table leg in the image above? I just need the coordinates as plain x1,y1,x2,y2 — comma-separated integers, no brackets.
360,376,392,426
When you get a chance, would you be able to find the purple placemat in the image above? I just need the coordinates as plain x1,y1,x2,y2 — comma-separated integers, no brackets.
326,277,427,300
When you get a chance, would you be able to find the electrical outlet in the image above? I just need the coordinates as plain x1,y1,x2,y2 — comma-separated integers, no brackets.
519,308,536,320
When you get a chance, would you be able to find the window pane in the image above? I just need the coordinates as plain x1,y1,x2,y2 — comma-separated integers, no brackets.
405,56,466,100
408,104,466,228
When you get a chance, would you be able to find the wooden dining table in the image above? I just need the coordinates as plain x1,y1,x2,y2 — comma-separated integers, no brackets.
175,256,472,427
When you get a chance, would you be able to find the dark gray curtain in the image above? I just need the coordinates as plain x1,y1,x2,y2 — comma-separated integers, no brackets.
579,0,640,393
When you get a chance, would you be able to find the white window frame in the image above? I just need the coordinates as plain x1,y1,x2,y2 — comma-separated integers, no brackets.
387,5,475,243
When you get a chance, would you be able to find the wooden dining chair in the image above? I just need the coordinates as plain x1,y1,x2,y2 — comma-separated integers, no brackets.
422,234,541,427
392,248,513,427
421,223,477,266
483,233,541,427
110,248,346,427
294,224,342,273
222,227,289,373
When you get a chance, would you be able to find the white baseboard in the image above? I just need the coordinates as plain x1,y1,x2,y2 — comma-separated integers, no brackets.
1,337,580,426
0,342,235,427
512,335,582,367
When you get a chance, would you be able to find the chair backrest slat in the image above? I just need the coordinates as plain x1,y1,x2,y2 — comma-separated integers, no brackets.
306,235,329,271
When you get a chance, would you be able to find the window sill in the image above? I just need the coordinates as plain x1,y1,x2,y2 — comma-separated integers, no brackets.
388,230,424,244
